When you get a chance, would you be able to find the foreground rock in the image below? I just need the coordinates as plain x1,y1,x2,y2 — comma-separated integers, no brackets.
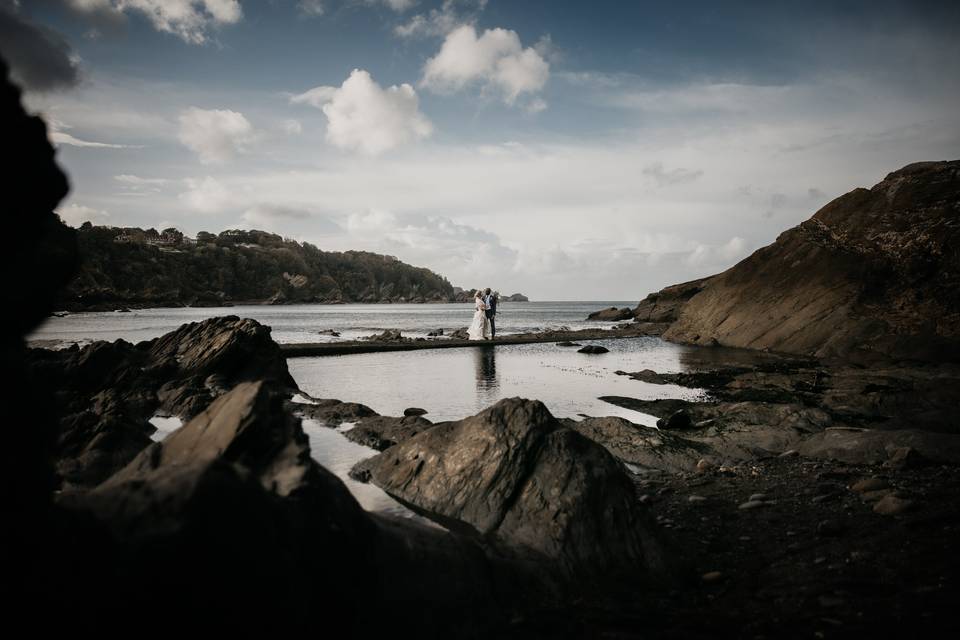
64,381,534,635
658,161,960,362
27,316,295,489
354,398,664,576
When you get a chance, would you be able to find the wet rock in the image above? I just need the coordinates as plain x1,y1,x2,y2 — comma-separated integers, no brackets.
701,571,724,584
427,329,443,337
448,327,470,340
850,477,890,493
318,329,341,337
344,415,434,451
365,329,406,342
873,494,914,516
578,345,610,354
569,416,709,474
884,446,928,470
293,398,378,425
587,307,633,322
633,277,712,323
360,398,664,576
738,500,766,510
556,341,581,347
27,316,296,489
404,407,428,417
657,410,693,430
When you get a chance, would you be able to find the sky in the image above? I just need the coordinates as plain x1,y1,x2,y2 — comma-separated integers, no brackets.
3,0,959,300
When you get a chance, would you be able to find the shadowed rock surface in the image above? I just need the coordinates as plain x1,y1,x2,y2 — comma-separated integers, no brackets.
632,276,713,323
587,306,633,321
355,398,664,577
658,161,960,362
26,316,296,489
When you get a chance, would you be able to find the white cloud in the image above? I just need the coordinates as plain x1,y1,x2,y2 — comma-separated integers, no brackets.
296,0,325,17
372,0,417,11
394,0,486,38
291,69,432,155
177,107,255,164
46,119,139,148
685,237,749,268
280,118,303,135
179,176,237,213
66,0,242,44
56,202,110,227
643,163,704,187
114,174,169,185
421,25,549,106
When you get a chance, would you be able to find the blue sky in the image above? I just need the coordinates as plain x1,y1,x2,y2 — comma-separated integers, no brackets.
3,0,959,299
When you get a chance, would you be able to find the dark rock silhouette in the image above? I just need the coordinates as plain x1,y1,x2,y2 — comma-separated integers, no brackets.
27,316,296,489
656,162,960,362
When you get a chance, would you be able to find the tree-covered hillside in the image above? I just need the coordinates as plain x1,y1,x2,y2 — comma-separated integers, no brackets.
61,224,459,309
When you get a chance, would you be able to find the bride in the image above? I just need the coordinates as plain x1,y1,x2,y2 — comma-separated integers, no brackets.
467,289,490,340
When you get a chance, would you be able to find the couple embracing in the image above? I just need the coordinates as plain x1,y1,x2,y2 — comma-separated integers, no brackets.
467,288,498,341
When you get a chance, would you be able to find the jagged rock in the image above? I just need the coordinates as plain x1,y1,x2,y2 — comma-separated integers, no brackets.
448,327,470,340
67,381,523,635
404,407,428,416
293,398,377,425
318,329,341,337
578,345,610,354
357,398,663,576
344,415,434,450
365,329,405,342
660,161,960,362
587,306,633,321
567,416,710,474
502,293,529,302
27,316,296,488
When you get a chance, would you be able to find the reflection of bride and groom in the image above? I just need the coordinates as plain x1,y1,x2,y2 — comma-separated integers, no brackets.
467,288,498,341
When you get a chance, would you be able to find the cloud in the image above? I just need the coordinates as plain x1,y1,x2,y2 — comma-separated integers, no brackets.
178,107,255,164
179,176,237,213
643,163,704,187
0,5,80,92
370,0,417,11
421,25,549,107
296,0,324,17
65,0,242,44
47,119,139,148
56,202,109,227
114,173,170,185
685,236,748,268
394,0,486,39
291,69,432,155
242,203,341,234
280,118,302,135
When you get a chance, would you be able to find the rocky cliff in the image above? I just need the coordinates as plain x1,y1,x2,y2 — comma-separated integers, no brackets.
656,161,960,362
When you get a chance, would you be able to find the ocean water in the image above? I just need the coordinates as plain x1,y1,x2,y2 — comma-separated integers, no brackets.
28,301,636,348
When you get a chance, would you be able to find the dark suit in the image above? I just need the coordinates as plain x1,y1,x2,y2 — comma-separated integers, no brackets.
484,295,497,337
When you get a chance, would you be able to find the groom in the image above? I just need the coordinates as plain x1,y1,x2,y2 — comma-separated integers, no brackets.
483,288,498,339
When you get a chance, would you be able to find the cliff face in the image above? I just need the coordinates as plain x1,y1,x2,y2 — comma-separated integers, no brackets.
61,226,458,308
661,161,960,362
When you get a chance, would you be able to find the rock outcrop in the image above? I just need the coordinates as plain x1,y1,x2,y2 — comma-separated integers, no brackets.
587,306,634,321
659,161,960,362
354,398,663,577
632,276,712,323
27,316,296,489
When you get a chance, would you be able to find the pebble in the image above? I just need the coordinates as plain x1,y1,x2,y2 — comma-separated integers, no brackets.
738,500,766,510
873,494,914,515
850,477,890,493
860,489,892,502
638,494,652,505
696,459,713,473
688,495,708,503
812,494,836,504
749,493,769,502
701,571,724,584
779,449,799,458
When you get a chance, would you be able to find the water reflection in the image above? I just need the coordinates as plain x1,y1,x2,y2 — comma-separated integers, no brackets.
474,346,499,406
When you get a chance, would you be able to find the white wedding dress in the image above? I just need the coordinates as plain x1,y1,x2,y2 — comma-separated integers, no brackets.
467,297,490,340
